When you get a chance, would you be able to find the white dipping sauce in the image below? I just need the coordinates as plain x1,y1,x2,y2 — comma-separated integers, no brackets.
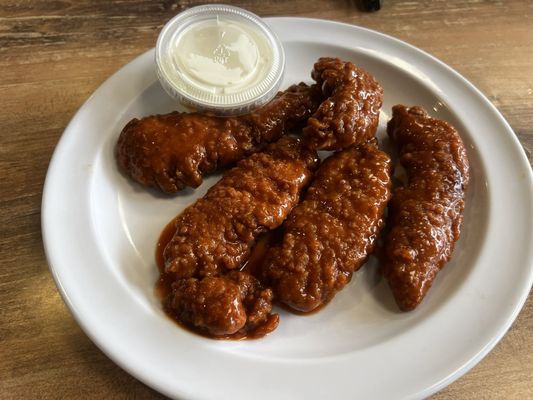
156,5,285,115
172,18,272,94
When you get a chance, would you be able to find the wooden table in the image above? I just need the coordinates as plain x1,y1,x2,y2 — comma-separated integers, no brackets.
1,1,532,398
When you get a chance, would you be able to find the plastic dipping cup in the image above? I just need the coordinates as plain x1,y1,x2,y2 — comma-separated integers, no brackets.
155,4,285,115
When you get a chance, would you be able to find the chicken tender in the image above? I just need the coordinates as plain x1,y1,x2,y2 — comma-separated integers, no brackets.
382,105,470,311
304,57,383,151
117,83,322,193
166,272,278,338
162,137,318,336
261,140,392,313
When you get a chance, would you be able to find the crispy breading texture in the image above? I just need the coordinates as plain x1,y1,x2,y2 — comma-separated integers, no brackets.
304,57,383,150
383,105,470,311
261,140,392,312
117,83,322,193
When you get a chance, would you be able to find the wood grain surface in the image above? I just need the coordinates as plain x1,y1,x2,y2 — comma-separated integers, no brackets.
1,0,532,398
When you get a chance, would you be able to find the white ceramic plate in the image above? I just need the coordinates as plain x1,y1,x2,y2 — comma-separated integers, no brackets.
42,18,533,400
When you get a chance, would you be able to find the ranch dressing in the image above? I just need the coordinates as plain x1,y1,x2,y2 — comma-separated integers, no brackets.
172,18,271,93
156,5,285,115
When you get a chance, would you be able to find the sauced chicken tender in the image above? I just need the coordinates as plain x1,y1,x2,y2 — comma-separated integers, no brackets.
163,136,318,279
382,105,470,311
117,83,322,193
261,140,392,313
304,57,383,151
162,137,318,336
167,272,277,337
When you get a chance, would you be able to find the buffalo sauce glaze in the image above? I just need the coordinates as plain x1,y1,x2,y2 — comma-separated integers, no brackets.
240,231,331,316
155,217,279,340
382,105,470,311
152,136,319,340
154,217,178,301
260,140,393,313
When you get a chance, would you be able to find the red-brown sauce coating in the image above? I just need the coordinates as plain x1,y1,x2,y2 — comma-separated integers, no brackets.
116,83,322,193
156,222,279,340
261,140,393,313
163,136,318,278
382,105,470,311
160,137,318,338
304,57,383,151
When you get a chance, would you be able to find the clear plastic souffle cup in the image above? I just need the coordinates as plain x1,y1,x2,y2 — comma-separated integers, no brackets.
155,4,286,115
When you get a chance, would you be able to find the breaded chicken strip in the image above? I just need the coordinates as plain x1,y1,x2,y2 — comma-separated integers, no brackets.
261,139,392,312
304,57,383,150
162,137,318,336
117,83,322,193
382,105,470,311
166,271,278,338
